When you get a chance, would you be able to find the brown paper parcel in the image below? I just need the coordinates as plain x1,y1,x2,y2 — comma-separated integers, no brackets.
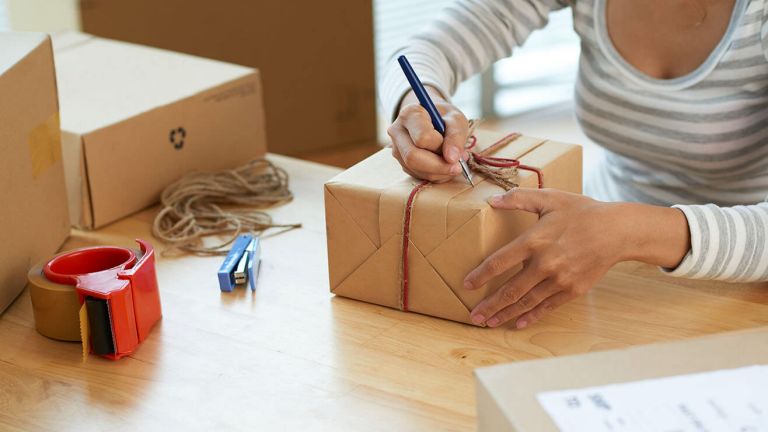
324,130,582,325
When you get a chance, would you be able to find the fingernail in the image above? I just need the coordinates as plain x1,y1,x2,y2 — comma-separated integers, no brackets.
471,314,485,325
464,279,473,290
487,317,500,327
516,319,528,329
445,146,459,162
489,194,504,206
450,164,461,175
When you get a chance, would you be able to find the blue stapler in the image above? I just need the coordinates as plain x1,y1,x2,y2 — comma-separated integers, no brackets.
217,234,261,292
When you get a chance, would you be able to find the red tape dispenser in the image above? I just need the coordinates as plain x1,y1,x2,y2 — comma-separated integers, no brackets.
39,239,162,360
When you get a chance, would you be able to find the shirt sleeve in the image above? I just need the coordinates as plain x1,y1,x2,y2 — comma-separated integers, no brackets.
662,200,768,282
377,0,572,120
762,0,768,61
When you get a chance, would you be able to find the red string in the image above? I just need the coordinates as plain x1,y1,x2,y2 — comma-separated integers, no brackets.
472,154,544,189
468,133,543,188
400,133,543,312
466,135,478,150
401,180,429,311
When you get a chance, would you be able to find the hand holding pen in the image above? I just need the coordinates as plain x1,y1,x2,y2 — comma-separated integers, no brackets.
388,55,473,185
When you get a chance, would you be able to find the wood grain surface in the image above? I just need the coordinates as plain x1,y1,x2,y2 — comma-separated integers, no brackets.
1,155,766,432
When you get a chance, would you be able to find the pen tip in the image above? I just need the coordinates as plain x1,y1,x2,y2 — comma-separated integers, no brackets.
457,159,474,187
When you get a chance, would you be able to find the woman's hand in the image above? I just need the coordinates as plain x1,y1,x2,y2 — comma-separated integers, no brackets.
464,188,691,329
387,87,469,182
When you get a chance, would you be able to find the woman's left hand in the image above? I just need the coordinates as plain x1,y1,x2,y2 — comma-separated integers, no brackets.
463,188,690,329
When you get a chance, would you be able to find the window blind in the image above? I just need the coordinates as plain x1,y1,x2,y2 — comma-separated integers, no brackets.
0,0,9,31
373,0,481,118
493,8,580,116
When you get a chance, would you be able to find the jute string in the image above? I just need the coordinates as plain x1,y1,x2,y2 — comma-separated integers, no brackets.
152,159,301,255
465,119,543,190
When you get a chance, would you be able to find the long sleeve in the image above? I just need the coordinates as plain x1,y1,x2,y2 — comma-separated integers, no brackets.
663,201,768,282
762,0,768,61
378,0,571,120
656,0,768,282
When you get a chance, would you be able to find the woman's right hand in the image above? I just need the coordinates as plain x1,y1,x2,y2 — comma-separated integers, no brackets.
387,88,470,183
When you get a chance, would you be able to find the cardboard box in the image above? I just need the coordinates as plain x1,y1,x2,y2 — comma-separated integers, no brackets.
0,32,70,314
324,130,582,324
53,32,267,229
79,0,377,156
474,329,768,431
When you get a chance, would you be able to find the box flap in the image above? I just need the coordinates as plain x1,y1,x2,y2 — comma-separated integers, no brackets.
0,32,49,77
53,31,255,135
475,329,768,431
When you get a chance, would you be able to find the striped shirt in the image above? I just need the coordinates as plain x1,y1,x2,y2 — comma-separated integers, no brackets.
379,0,768,282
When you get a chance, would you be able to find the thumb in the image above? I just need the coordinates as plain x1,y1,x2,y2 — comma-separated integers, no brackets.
440,111,469,164
441,129,467,164
488,188,549,214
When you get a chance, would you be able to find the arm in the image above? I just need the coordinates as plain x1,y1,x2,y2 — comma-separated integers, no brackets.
379,0,572,119
463,189,692,329
664,202,768,281
464,189,768,328
381,0,572,182
463,189,768,330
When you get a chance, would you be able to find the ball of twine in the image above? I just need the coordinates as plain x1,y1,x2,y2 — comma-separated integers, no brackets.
152,159,301,255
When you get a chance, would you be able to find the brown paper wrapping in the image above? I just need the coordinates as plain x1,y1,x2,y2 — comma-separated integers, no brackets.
324,130,582,325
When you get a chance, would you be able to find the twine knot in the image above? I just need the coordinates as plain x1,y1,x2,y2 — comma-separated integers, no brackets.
465,120,543,190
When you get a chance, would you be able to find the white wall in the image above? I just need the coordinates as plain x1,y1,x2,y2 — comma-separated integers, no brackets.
5,0,80,32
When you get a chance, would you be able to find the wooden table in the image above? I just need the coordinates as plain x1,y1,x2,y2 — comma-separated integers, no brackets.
1,155,767,431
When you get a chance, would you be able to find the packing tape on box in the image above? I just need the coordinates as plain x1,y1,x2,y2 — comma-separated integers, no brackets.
27,112,62,179
27,239,162,360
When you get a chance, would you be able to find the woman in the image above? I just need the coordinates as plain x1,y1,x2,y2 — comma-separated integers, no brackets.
379,0,768,329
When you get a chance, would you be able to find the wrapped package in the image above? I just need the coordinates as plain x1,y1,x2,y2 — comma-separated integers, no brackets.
324,129,582,325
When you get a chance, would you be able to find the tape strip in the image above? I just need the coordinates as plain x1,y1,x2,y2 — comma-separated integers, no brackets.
79,304,89,361
27,112,62,179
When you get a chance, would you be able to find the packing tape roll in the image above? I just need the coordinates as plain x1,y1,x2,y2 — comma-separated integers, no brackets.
27,259,81,341
27,248,142,342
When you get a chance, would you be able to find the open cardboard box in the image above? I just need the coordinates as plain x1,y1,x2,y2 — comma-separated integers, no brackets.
53,32,268,229
475,328,768,431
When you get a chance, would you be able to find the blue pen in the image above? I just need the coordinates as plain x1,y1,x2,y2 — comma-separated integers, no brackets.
397,55,473,186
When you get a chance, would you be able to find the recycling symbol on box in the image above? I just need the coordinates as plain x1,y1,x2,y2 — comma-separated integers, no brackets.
169,127,186,150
